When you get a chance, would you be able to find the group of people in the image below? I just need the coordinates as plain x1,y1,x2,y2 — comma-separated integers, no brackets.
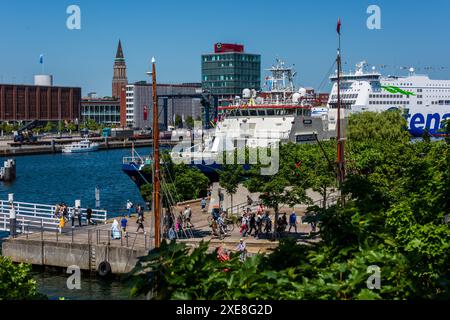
215,238,247,264
237,204,301,239
163,205,194,240
238,204,272,239
111,202,146,239
54,203,96,234
209,207,232,238
126,200,144,219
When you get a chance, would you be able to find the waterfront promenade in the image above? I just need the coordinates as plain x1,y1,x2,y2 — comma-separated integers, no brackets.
0,138,176,157
2,195,320,275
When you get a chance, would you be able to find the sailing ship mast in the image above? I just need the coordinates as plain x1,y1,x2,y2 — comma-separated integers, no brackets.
151,57,161,248
336,18,346,198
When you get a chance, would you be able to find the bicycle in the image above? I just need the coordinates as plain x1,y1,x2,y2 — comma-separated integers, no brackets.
223,218,235,233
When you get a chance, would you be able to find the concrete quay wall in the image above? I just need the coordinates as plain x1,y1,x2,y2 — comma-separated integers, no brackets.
1,239,148,274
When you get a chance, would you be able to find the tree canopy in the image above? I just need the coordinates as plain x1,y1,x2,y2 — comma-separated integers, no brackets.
0,257,44,300
129,110,450,300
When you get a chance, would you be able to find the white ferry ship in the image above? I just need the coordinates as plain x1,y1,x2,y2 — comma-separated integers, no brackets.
327,61,450,136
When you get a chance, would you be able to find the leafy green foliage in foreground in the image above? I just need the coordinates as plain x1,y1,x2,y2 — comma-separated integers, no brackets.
140,152,209,205
0,257,44,300
128,111,450,299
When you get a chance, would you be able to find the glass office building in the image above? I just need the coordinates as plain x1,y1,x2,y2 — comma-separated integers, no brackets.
81,98,121,126
201,43,261,101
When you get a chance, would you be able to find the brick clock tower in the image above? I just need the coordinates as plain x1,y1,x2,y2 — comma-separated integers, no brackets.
112,40,128,99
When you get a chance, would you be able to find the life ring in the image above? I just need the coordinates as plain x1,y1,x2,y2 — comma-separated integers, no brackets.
98,261,112,277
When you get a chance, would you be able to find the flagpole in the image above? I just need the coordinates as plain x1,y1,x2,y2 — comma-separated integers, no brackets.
336,18,346,204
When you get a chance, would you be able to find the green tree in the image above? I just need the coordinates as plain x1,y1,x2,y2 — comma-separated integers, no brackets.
128,110,450,300
43,121,55,132
174,114,182,128
0,122,16,134
0,257,45,300
185,116,194,129
218,164,243,213
81,119,100,131
140,155,209,206
440,118,450,144
66,122,77,132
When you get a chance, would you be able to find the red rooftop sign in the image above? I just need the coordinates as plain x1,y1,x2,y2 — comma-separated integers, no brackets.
214,43,244,53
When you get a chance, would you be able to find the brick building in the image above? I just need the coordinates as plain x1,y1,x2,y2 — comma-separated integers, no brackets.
112,40,128,99
0,84,81,122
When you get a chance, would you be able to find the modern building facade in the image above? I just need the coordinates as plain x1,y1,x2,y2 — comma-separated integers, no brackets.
0,83,81,122
81,94,121,126
201,43,261,101
112,40,128,99
125,82,202,129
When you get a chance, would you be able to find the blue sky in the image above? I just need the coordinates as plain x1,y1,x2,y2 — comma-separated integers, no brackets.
1,0,449,96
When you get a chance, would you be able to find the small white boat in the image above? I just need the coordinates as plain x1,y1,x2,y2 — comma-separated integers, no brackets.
62,139,100,153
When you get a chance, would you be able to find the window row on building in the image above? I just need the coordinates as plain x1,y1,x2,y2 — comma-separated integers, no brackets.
203,74,260,81
203,54,260,62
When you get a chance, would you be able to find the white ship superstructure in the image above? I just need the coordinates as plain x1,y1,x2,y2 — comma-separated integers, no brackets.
327,61,450,136
171,59,328,166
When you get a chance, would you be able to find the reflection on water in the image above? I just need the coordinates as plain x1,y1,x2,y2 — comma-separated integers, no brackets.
31,267,143,300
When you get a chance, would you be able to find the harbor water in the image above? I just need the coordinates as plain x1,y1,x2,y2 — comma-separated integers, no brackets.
31,268,138,300
0,147,150,299
0,147,150,216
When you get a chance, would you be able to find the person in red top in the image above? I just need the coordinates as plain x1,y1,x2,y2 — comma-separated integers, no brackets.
216,246,230,262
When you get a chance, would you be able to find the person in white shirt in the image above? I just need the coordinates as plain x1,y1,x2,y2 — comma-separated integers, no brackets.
236,239,247,261
126,200,133,218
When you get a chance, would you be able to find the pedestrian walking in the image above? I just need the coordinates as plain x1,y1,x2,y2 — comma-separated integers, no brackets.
163,211,173,236
255,212,262,238
263,212,272,235
69,207,75,227
111,219,121,239
288,211,298,233
126,200,133,218
136,204,144,219
58,215,65,234
248,213,256,237
62,204,68,222
247,195,253,206
240,213,249,237
86,208,93,225
236,239,247,262
76,206,82,227
121,216,128,233
136,216,145,233
201,198,207,212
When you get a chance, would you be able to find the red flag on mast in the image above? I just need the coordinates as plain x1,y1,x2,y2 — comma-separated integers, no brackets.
337,18,341,34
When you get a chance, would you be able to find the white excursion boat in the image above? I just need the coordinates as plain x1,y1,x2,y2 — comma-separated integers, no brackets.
62,139,100,153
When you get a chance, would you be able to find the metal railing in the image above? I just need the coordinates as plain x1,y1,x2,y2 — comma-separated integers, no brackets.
0,200,107,232
93,229,152,250
225,199,261,216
